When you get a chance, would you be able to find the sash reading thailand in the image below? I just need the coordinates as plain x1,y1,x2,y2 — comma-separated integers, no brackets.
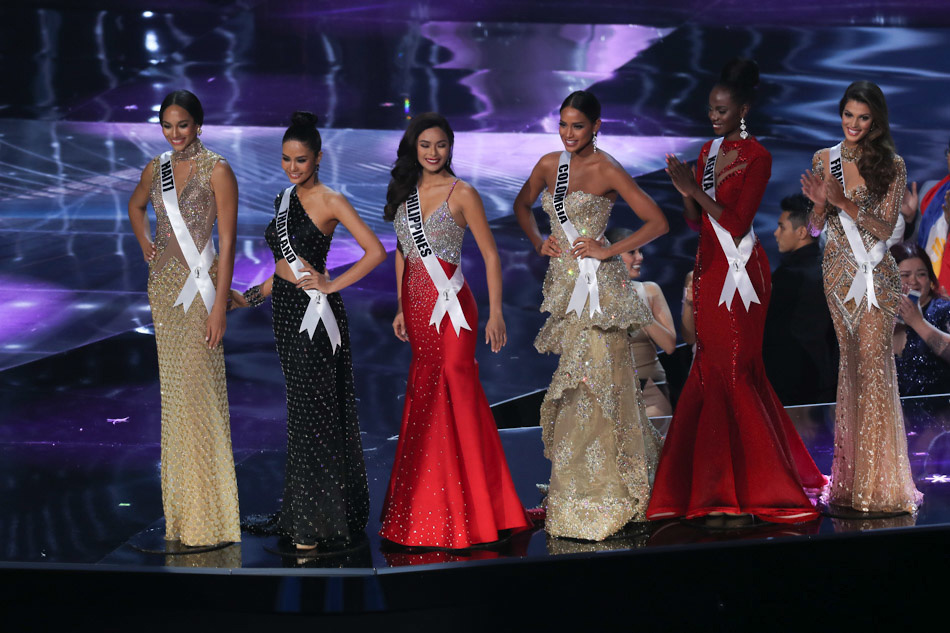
702,138,760,311
275,186,341,351
405,187,470,334
159,151,217,314
553,151,603,317
828,143,887,311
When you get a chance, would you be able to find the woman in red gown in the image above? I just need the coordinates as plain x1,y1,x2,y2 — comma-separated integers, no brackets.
646,59,826,525
380,113,531,549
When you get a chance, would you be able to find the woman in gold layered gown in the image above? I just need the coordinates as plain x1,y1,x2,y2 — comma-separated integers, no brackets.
128,90,241,546
801,81,922,514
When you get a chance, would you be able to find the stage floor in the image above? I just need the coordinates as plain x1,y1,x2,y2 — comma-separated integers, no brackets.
2,389,949,572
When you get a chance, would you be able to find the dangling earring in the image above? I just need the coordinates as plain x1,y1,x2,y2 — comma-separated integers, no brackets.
197,127,202,137
739,118,748,140
314,164,320,182
593,134,599,153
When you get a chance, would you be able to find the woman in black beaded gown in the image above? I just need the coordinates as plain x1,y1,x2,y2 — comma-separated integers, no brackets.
234,112,386,550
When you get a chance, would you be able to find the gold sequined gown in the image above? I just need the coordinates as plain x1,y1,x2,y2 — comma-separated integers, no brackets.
146,139,241,545
536,190,662,541
812,148,922,513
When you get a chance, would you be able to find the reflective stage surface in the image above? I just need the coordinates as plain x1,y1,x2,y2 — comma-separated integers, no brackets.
3,0,950,623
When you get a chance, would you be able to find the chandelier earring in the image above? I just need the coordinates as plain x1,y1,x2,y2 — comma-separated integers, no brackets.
593,133,599,153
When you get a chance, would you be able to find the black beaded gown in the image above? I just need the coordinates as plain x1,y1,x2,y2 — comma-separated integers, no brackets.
263,187,370,546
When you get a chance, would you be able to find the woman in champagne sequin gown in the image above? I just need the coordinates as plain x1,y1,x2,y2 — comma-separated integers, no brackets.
381,113,530,549
235,112,385,549
127,90,241,546
802,81,922,514
648,60,825,525
514,92,668,541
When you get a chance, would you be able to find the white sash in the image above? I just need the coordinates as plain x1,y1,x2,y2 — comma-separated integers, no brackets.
159,151,217,314
405,188,471,335
828,143,887,311
702,138,761,311
553,151,603,317
275,186,341,352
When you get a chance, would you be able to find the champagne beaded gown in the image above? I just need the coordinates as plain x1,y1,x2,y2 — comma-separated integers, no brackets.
536,189,662,541
263,188,370,546
146,139,240,546
811,148,922,513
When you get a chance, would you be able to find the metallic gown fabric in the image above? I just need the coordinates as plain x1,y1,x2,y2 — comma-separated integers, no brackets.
536,190,661,541
812,150,922,513
263,189,369,545
146,140,240,545
382,196,530,549
647,138,825,524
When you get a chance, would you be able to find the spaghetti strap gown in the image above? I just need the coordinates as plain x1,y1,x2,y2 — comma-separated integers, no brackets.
146,139,241,545
380,184,531,549
263,188,369,546
646,137,826,524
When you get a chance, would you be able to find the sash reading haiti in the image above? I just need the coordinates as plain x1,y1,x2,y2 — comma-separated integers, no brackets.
701,138,760,311
405,187,470,334
553,151,603,317
276,186,341,351
159,151,217,314
828,143,886,311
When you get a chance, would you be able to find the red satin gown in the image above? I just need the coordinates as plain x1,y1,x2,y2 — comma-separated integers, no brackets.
380,186,530,548
646,138,826,524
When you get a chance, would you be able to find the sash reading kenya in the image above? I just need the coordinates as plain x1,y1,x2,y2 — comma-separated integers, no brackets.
553,151,603,317
275,186,341,351
405,187,470,334
160,151,217,314
828,143,887,311
701,138,760,311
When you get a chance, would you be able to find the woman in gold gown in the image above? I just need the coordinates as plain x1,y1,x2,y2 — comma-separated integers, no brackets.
801,81,922,514
127,90,241,546
513,91,668,540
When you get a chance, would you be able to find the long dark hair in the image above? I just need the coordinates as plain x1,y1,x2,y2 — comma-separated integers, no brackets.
282,111,322,155
890,242,938,290
383,113,456,222
716,57,759,107
839,81,897,200
159,89,204,127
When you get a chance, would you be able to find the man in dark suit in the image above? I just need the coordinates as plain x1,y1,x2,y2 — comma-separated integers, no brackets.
763,194,839,405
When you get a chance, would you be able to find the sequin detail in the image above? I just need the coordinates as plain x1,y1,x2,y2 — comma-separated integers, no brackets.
535,190,661,541
147,255,241,546
393,199,464,265
811,149,922,513
149,139,221,274
262,189,369,545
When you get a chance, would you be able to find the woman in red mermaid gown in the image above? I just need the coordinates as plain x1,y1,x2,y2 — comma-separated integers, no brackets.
380,113,530,549
646,59,826,525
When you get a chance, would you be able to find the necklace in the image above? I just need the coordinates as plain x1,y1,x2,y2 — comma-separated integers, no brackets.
841,143,863,162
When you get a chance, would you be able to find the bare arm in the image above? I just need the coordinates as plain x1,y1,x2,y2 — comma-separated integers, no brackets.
207,159,238,348
571,159,669,260
642,282,676,354
127,162,157,262
295,192,386,294
392,247,408,342
900,296,950,362
513,153,562,257
459,183,506,352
